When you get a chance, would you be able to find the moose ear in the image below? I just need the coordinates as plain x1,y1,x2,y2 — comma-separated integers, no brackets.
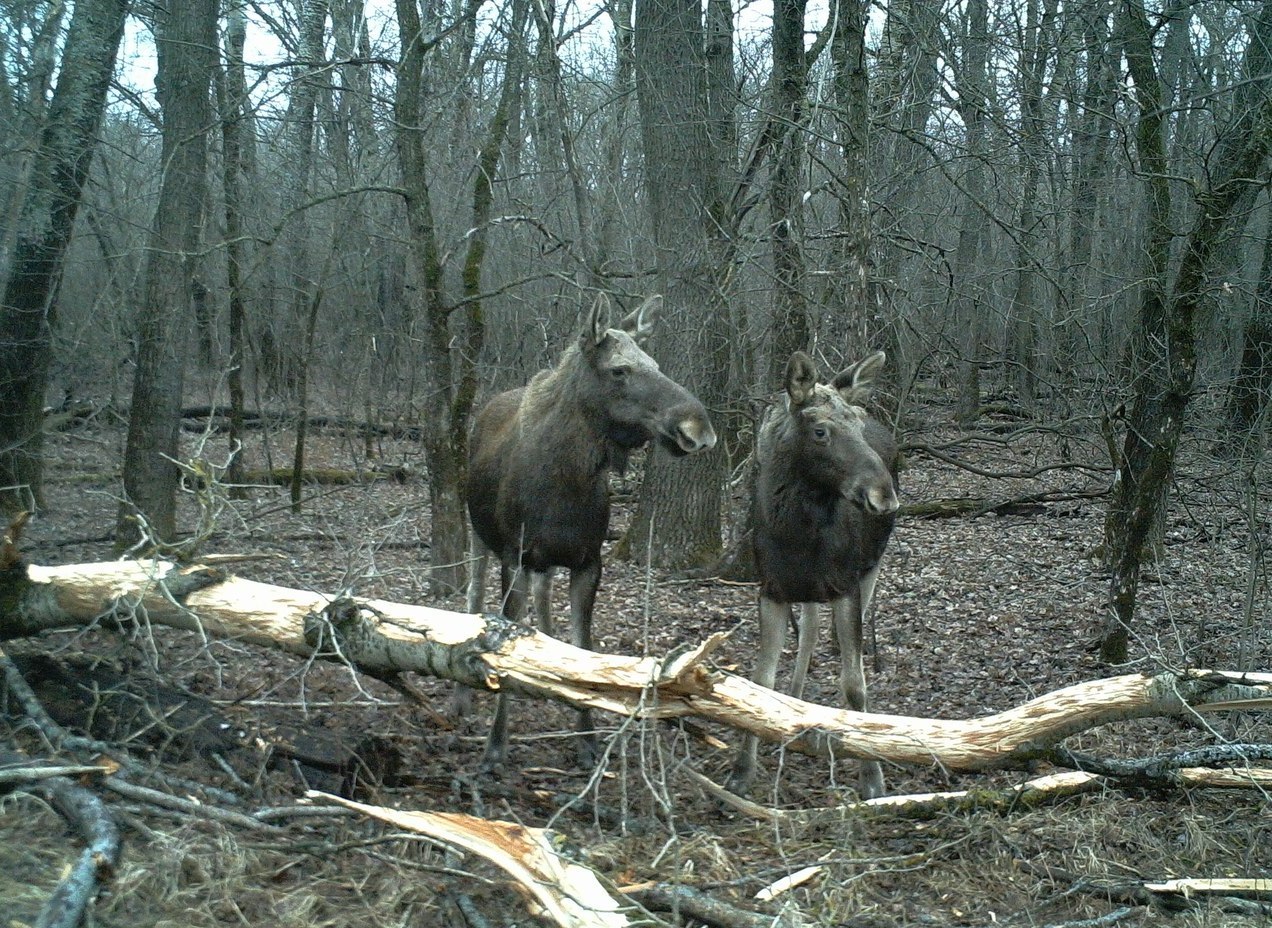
785,351,819,407
586,293,614,348
617,294,661,345
832,350,886,405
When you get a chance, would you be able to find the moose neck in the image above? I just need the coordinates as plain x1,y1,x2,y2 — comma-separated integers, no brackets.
522,347,633,476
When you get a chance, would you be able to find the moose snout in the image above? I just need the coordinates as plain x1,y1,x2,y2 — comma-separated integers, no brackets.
667,412,717,455
846,478,899,516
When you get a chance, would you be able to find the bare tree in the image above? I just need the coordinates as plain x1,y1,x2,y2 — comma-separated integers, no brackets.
393,0,526,594
117,0,219,549
1225,208,1272,443
950,0,991,426
0,0,127,514
626,0,733,569
1100,0,1272,662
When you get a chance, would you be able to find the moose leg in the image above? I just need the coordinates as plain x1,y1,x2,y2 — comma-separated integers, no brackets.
466,540,490,614
451,540,493,720
790,602,821,701
531,571,553,635
567,561,602,767
727,596,793,794
479,561,532,770
830,581,884,799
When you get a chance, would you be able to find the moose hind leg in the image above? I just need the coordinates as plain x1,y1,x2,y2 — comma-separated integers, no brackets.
830,591,884,799
567,562,602,768
476,561,532,770
451,540,493,720
727,596,793,794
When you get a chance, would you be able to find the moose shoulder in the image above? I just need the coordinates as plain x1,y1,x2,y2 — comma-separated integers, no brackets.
465,294,717,768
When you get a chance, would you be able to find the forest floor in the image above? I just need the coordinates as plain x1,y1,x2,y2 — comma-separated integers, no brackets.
2,400,1271,927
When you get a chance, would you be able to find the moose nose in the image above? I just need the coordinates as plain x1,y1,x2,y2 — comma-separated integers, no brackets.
847,478,898,515
675,416,717,454
863,482,899,515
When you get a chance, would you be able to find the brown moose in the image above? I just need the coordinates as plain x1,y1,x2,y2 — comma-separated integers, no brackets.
464,294,717,768
728,350,899,799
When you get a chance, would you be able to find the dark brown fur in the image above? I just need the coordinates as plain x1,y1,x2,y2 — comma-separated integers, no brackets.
464,295,716,767
729,350,899,799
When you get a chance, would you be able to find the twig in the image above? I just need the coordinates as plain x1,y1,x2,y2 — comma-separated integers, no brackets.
22,774,123,928
624,882,781,928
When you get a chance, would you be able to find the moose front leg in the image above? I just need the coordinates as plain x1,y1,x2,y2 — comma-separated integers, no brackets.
567,561,602,768
830,585,884,799
727,595,793,795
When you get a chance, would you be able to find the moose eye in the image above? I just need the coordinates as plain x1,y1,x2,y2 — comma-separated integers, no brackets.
611,365,630,379
812,426,828,441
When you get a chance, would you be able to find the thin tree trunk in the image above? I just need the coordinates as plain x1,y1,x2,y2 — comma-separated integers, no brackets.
952,0,990,427
768,0,810,367
220,6,250,496
830,0,874,356
1225,222,1272,442
392,0,491,595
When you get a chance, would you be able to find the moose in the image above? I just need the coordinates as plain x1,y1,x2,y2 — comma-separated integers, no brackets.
464,294,717,768
728,350,899,800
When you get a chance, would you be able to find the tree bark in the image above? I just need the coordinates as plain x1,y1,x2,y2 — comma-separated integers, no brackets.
116,0,218,549
0,0,127,514
626,0,731,569
951,0,990,426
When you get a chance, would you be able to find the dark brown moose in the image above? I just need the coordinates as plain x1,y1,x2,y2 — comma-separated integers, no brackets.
464,294,717,768
728,350,899,799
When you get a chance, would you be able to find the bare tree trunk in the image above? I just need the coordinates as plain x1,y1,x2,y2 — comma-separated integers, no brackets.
829,0,874,356
1060,0,1115,391
1005,0,1060,414
116,0,217,549
1225,221,1272,443
952,0,990,427
219,6,250,495
282,0,328,512
1100,0,1272,662
0,0,127,514
768,0,810,368
392,0,495,595
625,0,730,569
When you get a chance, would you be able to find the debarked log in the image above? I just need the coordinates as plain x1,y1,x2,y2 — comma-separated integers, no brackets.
3,557,1272,774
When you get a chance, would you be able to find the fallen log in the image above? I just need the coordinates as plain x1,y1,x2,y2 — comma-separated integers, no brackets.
2,552,1271,774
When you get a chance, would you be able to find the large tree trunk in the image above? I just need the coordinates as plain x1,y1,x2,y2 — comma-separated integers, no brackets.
1100,0,1272,662
625,0,731,570
116,0,217,549
0,0,127,514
